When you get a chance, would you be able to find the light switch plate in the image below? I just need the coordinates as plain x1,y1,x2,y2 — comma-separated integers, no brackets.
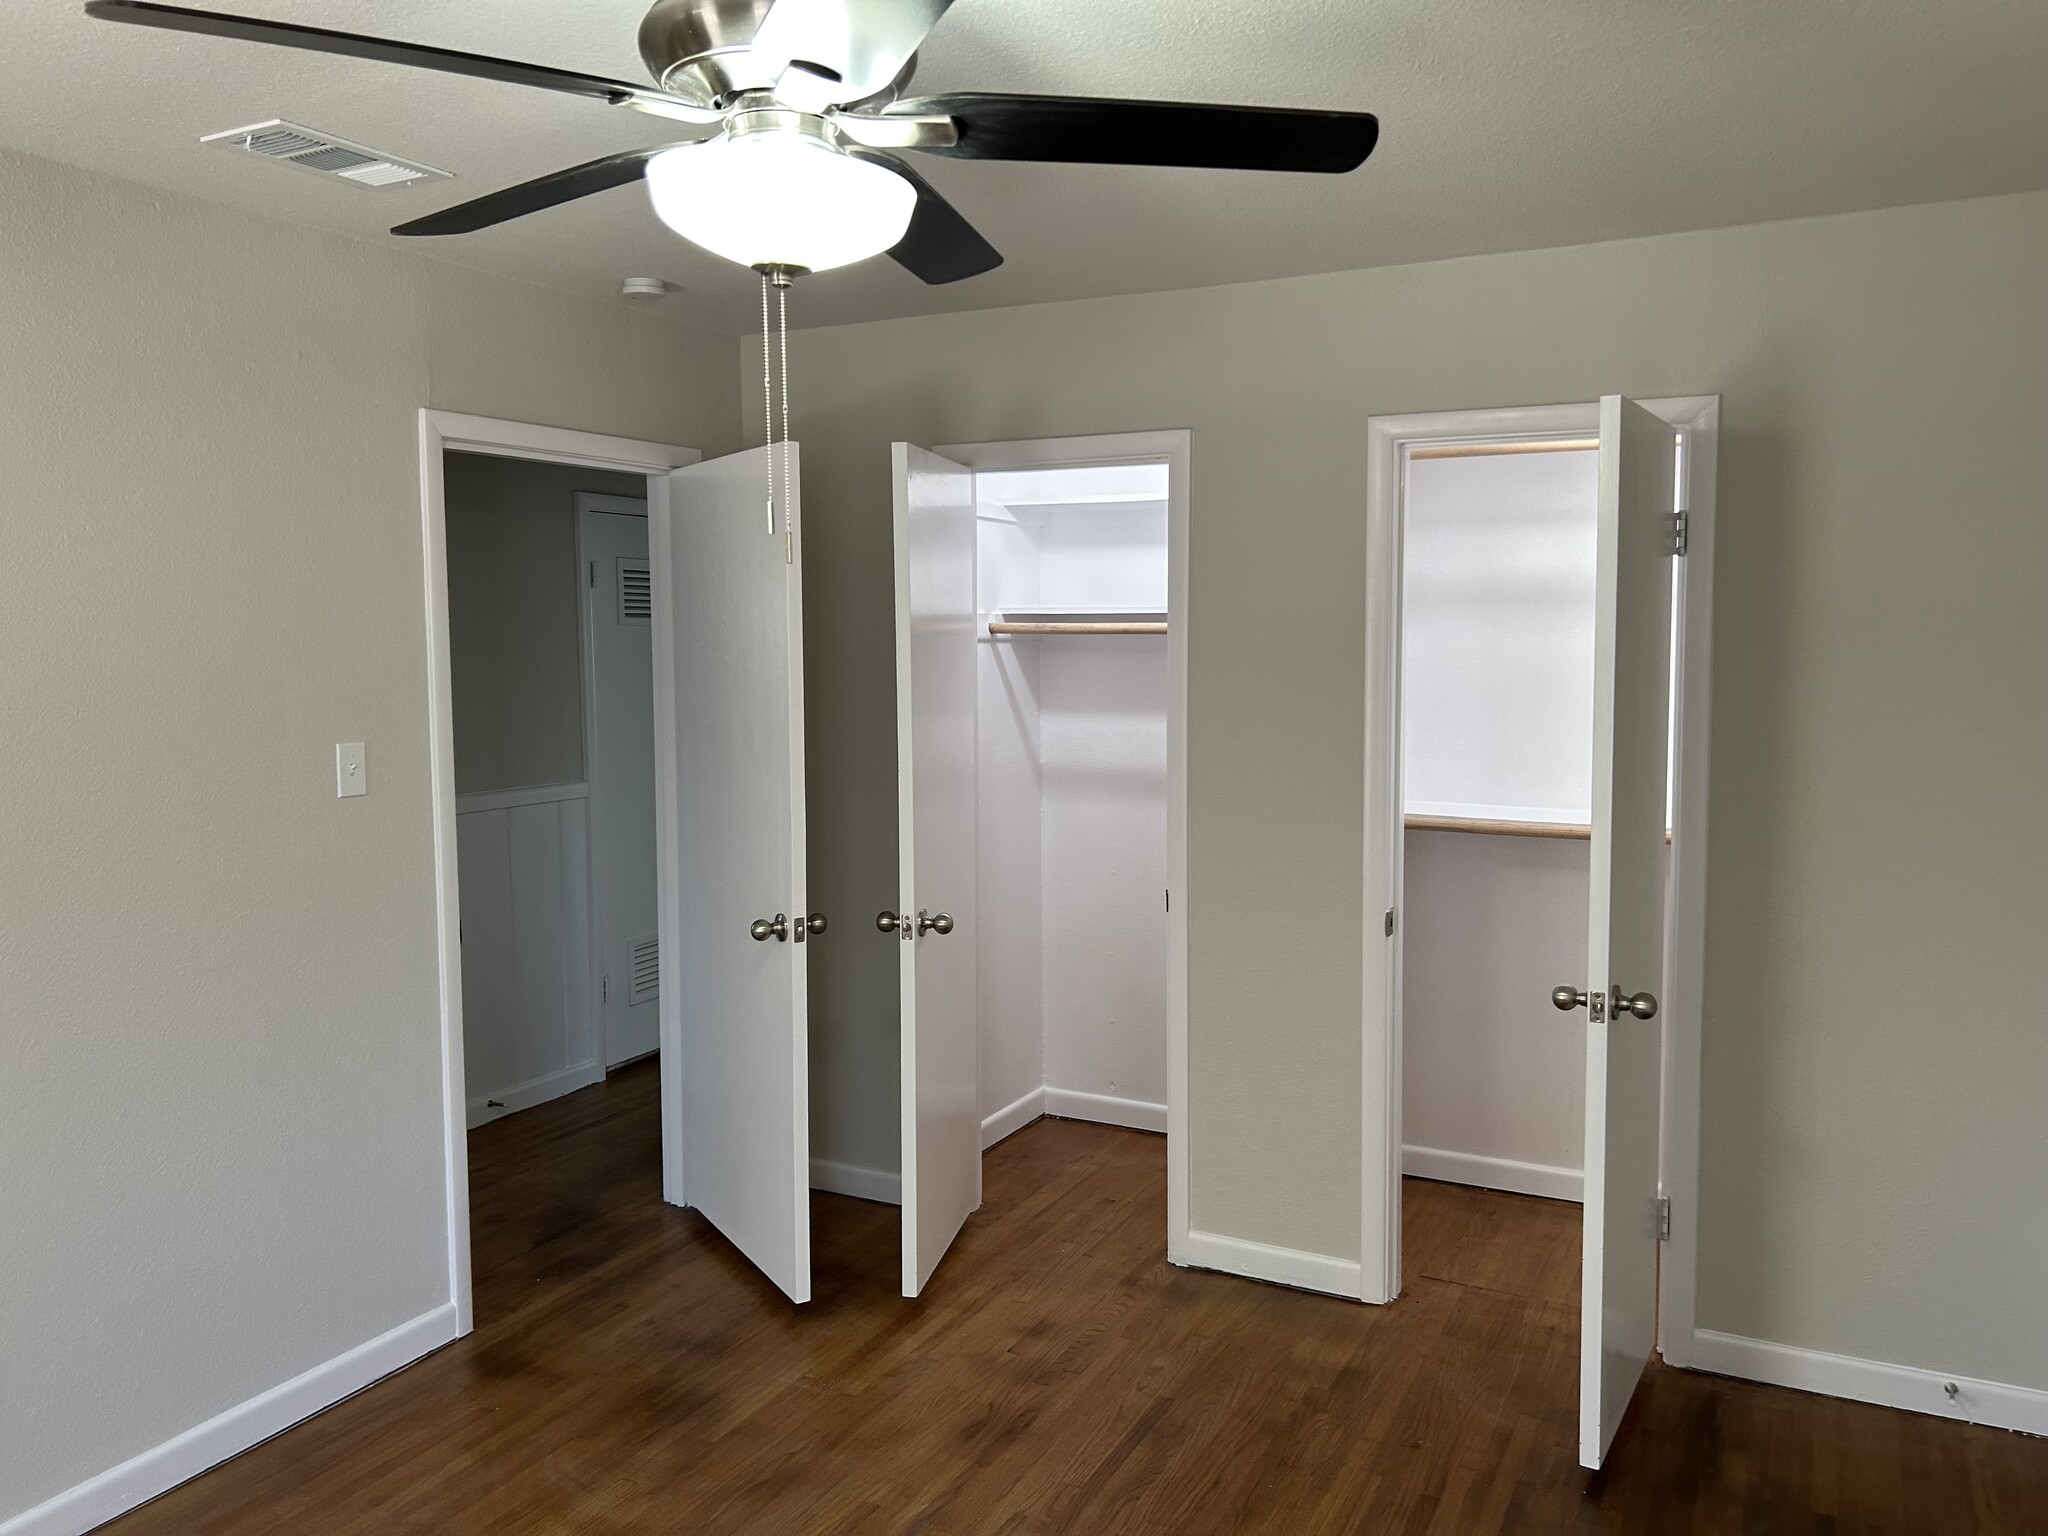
336,742,367,798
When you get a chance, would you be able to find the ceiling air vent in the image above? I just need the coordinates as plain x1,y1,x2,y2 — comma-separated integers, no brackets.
618,560,653,626
200,119,451,189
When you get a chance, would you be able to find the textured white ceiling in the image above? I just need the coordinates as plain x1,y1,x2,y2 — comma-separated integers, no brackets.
3,0,2044,332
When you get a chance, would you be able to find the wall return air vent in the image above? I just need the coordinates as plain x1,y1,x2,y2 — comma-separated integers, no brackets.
201,119,451,189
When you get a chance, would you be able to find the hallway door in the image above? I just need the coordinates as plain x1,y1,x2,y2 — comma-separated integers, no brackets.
579,495,659,1068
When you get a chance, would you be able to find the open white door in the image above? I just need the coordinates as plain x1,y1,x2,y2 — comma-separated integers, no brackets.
890,443,980,1297
652,445,811,1304
1577,397,1678,1466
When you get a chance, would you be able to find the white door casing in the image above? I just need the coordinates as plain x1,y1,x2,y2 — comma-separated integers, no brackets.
578,497,660,1068
892,443,982,1297
1579,396,1678,1467
652,445,811,1304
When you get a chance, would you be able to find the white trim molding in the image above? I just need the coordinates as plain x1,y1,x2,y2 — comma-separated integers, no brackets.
936,430,1192,1274
418,410,699,1337
1178,1231,1363,1301
454,781,588,817
1402,1144,1582,1204
982,1087,1045,1149
1044,1087,1167,1135
465,1059,605,1129
0,1305,458,1536
810,1159,902,1206
1688,1330,2048,1439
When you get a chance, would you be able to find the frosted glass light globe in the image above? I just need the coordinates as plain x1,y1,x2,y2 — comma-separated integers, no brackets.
645,133,916,274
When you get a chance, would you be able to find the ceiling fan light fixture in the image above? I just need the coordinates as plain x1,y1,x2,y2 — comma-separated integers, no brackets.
645,128,915,275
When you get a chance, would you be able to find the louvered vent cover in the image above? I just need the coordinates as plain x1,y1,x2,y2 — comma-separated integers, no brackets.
628,934,660,1005
618,560,653,625
200,119,450,188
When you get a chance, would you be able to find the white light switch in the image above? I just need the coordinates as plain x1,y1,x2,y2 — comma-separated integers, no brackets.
336,742,367,798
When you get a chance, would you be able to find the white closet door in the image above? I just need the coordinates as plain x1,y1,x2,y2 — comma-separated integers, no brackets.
1578,396,1678,1467
579,499,661,1068
654,446,811,1304
891,443,980,1297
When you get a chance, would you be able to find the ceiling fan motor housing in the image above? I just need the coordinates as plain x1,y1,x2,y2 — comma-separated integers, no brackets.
637,0,913,109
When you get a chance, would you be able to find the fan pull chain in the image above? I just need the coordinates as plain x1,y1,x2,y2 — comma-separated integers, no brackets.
761,274,775,535
778,283,792,565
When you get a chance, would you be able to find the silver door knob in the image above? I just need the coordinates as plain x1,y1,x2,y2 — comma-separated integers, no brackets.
805,912,827,935
1613,987,1659,1020
1552,985,1589,1010
876,910,902,933
750,913,788,942
917,909,954,936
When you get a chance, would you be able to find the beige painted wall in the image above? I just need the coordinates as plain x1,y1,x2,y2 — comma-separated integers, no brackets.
443,452,645,796
768,191,2048,1390
0,147,736,1521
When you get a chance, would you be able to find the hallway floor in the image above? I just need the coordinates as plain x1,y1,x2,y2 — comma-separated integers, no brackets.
106,1062,2046,1533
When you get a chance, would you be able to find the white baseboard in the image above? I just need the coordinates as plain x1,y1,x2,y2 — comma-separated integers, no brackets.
809,1158,901,1206
981,1087,1045,1149
1,1303,459,1536
1402,1144,1583,1203
1178,1229,1363,1301
466,1059,604,1129
1043,1087,1167,1135
1688,1329,2048,1439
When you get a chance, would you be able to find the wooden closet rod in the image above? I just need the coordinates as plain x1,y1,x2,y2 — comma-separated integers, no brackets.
1408,438,1598,460
987,621,1168,636
1405,813,1591,840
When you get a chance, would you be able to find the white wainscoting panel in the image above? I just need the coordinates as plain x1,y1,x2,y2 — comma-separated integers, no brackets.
456,784,598,1127
0,1305,457,1536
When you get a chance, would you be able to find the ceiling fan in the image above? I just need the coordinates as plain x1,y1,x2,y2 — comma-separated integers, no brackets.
85,0,1380,285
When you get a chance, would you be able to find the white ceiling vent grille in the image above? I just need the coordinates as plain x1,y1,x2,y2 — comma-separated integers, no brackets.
618,560,653,626
628,934,660,1005
201,119,451,189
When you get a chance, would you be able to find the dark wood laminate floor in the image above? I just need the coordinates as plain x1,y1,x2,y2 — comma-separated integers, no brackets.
109,1062,2046,1534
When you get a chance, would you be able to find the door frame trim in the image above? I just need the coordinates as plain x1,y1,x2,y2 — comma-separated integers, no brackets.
1359,396,1719,1338
933,430,1193,1267
418,410,699,1335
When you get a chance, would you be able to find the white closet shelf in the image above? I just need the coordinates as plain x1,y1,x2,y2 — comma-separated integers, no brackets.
986,609,1167,637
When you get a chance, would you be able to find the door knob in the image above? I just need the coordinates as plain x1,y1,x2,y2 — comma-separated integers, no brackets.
805,912,827,935
750,913,788,942
917,909,954,936
876,910,902,933
1613,987,1659,1020
1552,986,1589,1010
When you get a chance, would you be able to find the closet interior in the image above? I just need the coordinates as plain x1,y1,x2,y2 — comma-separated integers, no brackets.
974,462,1172,1146
1399,443,1601,1204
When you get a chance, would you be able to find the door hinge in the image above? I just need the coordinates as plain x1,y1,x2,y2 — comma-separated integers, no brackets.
602,975,610,1003
1667,508,1689,557
589,559,597,587
1655,1195,1672,1242
1384,908,1396,937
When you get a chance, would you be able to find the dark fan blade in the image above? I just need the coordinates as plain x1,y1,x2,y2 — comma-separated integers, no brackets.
392,149,663,237
849,151,1002,284
83,1,679,109
895,93,1378,173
